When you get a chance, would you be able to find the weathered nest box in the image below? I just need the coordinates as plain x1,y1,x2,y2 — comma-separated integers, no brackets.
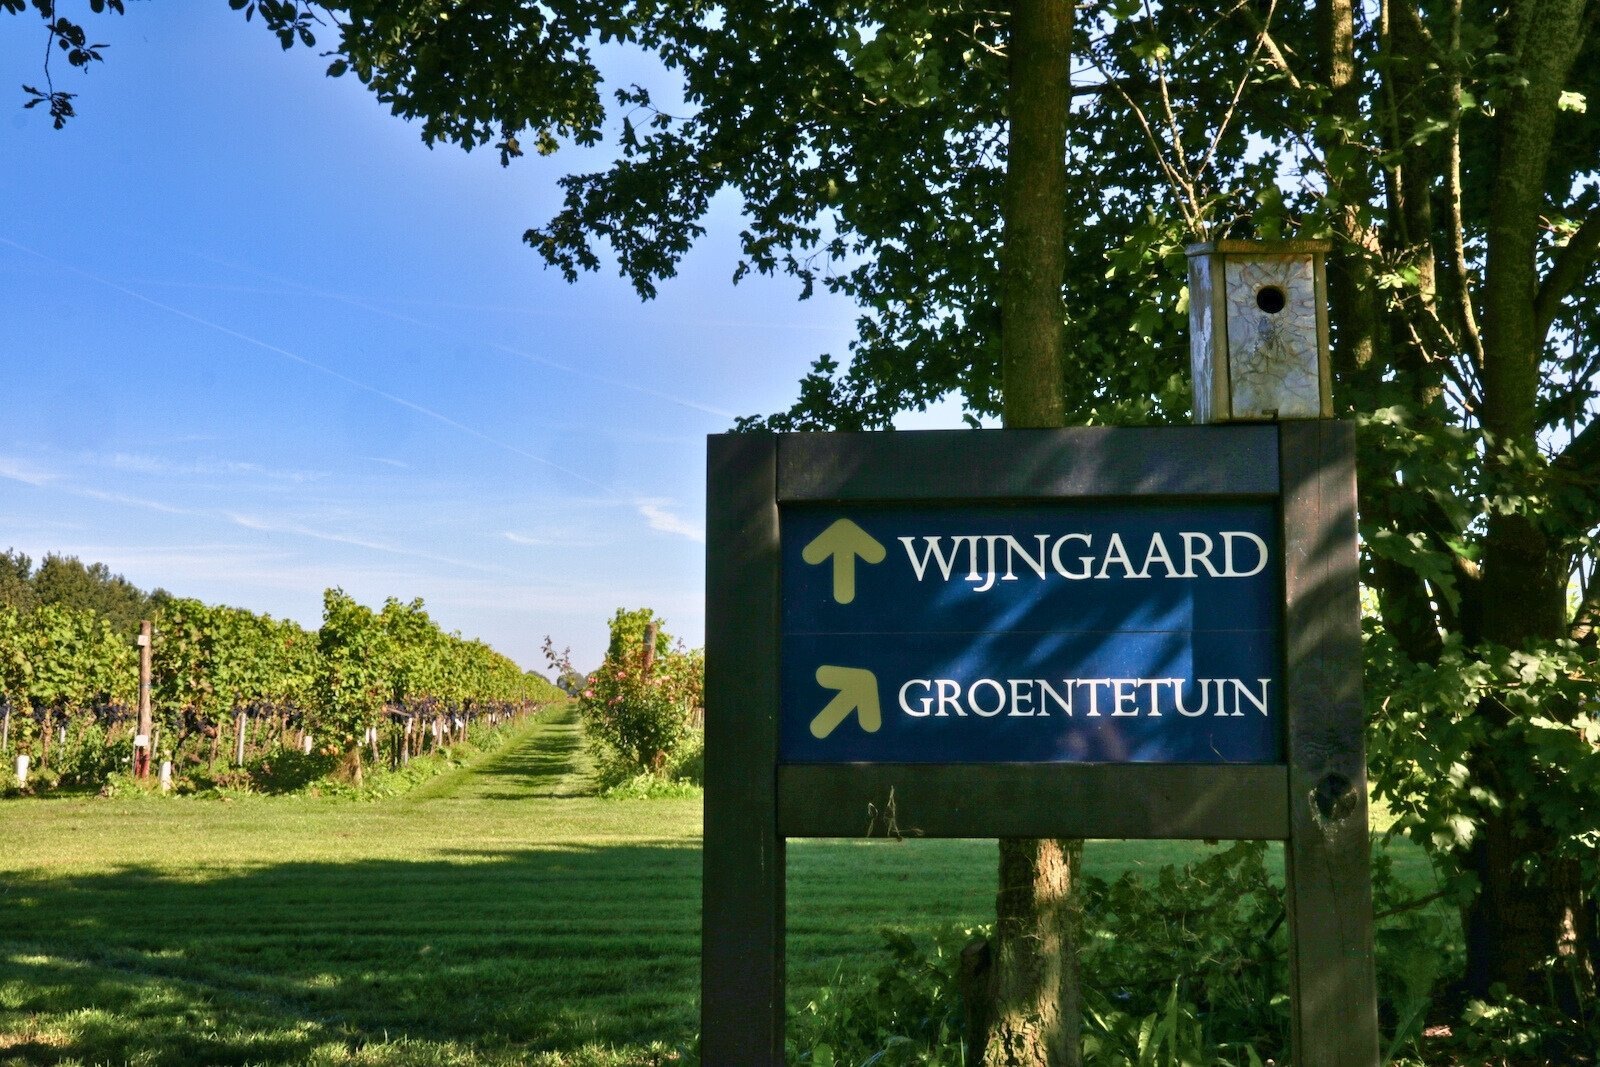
1186,239,1331,423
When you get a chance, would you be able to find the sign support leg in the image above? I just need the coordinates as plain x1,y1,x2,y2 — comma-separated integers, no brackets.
704,434,785,1064
1280,420,1379,1065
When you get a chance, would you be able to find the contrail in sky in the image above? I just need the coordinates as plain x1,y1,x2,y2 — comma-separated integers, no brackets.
0,235,616,495
174,245,740,420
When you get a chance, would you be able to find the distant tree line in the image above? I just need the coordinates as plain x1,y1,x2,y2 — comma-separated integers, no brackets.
0,549,164,635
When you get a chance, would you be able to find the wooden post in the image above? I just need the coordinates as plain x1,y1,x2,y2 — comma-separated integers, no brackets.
40,709,51,768
233,711,247,767
703,433,784,1064
642,622,658,677
1,701,9,753
136,620,153,779
1280,420,1379,1065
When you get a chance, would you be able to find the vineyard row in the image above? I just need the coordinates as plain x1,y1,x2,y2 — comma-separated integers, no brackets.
0,588,564,785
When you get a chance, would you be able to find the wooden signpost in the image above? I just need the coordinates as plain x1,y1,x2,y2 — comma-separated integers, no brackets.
707,240,1376,1063
703,421,1379,1065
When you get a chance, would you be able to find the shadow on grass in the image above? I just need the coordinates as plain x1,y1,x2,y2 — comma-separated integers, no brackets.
0,844,701,1066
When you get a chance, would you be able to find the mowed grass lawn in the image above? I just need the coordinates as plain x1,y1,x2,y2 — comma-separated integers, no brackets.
0,707,1432,1065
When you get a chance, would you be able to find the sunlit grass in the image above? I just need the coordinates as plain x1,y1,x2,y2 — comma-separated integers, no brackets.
0,706,1435,1065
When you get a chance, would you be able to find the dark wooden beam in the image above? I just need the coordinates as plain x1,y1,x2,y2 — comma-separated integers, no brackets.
703,433,784,1066
778,763,1289,839
777,425,1280,502
1279,420,1379,1066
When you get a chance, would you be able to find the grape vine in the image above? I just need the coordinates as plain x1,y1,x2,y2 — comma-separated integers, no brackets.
0,588,563,791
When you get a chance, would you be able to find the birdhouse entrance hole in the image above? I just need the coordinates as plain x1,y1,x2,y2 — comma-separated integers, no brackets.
1256,285,1287,314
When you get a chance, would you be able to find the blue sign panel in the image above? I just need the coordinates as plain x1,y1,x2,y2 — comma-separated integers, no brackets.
780,503,1282,764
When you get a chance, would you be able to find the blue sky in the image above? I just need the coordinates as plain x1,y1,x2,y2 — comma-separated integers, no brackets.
0,7,968,670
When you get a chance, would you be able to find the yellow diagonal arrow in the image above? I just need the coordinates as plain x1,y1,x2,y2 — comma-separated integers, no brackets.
810,666,882,739
801,518,886,605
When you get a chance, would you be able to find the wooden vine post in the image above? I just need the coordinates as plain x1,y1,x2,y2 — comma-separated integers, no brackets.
134,620,153,779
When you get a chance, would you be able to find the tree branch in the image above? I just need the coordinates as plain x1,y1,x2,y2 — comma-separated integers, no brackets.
1535,207,1600,339
1573,558,1600,646
1442,0,1485,373
1551,417,1600,538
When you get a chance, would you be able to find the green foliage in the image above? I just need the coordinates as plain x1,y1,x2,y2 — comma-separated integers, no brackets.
153,596,318,727
787,845,1289,1064
317,589,395,748
605,607,672,662
789,927,968,1066
1083,984,1265,1067
31,554,156,634
1368,848,1462,1061
1448,985,1600,1064
1078,842,1287,1059
0,603,137,758
1368,625,1600,865
0,550,35,613
0,548,161,635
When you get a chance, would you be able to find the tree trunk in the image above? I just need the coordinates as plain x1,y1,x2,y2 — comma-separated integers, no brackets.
338,747,363,785
1000,0,1070,431
981,2,1080,1064
1460,0,1590,1003
983,839,1082,1066
1318,0,1597,1007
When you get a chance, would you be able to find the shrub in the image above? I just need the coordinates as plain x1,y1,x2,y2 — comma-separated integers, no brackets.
788,927,968,1065
45,721,125,787
789,843,1292,1065
1078,840,1288,1058
557,633,703,784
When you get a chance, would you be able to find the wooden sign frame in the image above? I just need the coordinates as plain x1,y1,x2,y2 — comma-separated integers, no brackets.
704,422,1378,1066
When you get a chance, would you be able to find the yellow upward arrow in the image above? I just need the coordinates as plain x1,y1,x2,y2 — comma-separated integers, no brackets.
810,666,882,739
801,518,886,604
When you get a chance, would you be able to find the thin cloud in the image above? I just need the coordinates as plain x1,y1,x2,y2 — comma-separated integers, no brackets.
94,452,328,483
0,456,55,486
76,487,205,516
637,500,705,543
503,529,621,549
225,512,517,576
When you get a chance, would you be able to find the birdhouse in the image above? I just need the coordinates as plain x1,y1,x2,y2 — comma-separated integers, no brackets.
1185,240,1331,423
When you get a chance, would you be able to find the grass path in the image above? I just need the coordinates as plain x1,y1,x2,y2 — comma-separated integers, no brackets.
403,705,594,803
